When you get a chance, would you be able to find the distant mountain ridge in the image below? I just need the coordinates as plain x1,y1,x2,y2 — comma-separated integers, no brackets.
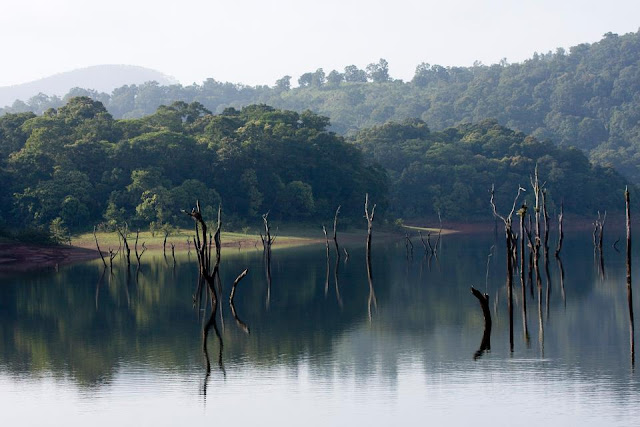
0,65,178,107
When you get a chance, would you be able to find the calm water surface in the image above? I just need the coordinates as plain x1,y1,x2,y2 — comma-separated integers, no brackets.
1,232,639,426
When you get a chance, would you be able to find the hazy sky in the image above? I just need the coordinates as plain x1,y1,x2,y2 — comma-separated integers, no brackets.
1,0,639,87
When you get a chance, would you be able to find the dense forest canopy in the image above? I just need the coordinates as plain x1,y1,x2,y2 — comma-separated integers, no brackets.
0,97,631,240
3,31,640,183
0,98,387,237
352,119,629,220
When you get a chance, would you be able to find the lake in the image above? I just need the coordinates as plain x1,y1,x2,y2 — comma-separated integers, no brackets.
1,231,639,426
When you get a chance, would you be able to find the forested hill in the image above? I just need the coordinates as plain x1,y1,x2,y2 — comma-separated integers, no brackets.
351,119,629,221
0,98,387,238
2,31,640,182
0,98,631,239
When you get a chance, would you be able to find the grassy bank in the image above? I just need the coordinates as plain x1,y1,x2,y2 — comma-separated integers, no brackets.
72,228,320,252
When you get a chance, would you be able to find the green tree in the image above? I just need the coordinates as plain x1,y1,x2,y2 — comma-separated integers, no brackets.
366,58,390,82
344,65,368,83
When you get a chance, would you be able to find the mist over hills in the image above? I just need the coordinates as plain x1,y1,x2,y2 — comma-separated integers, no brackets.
0,65,178,108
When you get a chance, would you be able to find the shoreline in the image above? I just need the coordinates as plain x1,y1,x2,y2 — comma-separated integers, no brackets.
0,242,100,274
5,215,619,272
0,227,408,272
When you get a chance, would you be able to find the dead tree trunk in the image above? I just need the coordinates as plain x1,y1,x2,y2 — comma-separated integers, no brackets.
626,187,635,366
593,211,607,279
365,194,375,263
490,184,524,353
599,211,606,251
163,230,169,256
108,247,119,273
518,206,530,343
434,209,443,255
541,191,552,320
117,224,131,267
261,212,274,309
557,255,566,308
542,190,550,257
365,193,377,321
527,214,534,297
183,201,231,370
213,207,222,295
471,287,491,360
93,226,107,268
333,206,341,261
555,201,564,258
530,167,544,350
323,225,330,296
183,201,215,297
134,229,147,271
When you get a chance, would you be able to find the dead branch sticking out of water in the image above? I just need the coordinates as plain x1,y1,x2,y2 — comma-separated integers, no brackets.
229,269,250,334
134,230,147,271
117,223,131,267
593,211,607,280
93,226,107,268
434,210,443,255
333,206,341,260
555,201,564,258
556,255,566,308
517,205,530,344
108,247,119,273
541,191,553,320
626,187,635,367
542,190,550,257
323,225,330,296
530,166,544,352
261,212,274,309
229,268,249,305
471,287,491,360
365,193,377,321
490,184,525,353
183,202,229,376
163,230,169,256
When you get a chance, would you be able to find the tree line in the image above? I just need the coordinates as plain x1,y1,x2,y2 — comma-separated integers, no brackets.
0,97,631,241
3,31,640,184
0,98,386,239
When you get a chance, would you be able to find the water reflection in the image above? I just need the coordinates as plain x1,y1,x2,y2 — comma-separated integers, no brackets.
1,232,640,424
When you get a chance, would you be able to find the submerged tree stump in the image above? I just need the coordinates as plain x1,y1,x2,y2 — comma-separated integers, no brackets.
471,287,492,359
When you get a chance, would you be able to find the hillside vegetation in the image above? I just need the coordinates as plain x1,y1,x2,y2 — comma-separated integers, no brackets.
0,98,386,238
3,32,640,182
352,119,629,220
0,98,631,240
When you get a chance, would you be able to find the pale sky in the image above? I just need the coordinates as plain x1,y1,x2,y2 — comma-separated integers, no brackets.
1,0,639,87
